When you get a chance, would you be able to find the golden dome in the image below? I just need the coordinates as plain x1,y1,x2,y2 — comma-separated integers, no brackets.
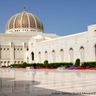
6,11,44,32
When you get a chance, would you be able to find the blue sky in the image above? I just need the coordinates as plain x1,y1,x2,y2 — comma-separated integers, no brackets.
0,0,96,35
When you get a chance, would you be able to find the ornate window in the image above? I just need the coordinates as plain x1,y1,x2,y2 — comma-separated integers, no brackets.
21,61,23,63
17,48,19,50
52,50,55,62
69,48,74,63
80,46,85,63
20,48,22,50
38,52,41,62
8,61,10,63
7,48,9,50
4,61,6,63
60,49,64,62
27,48,29,51
14,61,16,64
18,61,20,64
4,48,6,50
45,51,48,60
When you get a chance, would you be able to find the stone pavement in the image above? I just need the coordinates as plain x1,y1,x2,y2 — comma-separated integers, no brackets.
0,69,96,96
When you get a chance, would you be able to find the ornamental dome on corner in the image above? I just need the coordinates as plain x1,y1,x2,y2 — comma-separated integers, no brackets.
6,11,44,33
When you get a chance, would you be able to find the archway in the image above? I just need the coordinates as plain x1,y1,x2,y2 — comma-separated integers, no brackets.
60,49,64,62
69,48,74,63
80,46,85,63
31,52,34,61
38,52,41,62
52,50,55,62
45,51,48,61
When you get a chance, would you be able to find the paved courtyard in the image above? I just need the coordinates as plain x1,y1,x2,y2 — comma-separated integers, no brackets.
0,68,96,96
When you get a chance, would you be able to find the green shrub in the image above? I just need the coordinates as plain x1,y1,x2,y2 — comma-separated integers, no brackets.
9,62,73,68
75,58,80,67
44,60,48,64
44,60,48,67
48,62,73,68
81,62,96,67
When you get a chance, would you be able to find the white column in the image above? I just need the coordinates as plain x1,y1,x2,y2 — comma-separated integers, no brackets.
23,43,27,63
10,42,14,64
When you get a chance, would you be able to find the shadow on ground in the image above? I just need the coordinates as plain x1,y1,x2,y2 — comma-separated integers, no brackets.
0,77,85,96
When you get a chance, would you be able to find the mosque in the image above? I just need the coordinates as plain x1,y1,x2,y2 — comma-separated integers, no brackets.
0,10,96,67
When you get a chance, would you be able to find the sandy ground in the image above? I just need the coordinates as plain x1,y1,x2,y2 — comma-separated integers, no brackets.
0,68,96,96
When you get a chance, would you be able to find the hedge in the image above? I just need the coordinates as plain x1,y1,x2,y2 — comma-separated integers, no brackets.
9,62,73,68
9,61,96,68
81,62,96,67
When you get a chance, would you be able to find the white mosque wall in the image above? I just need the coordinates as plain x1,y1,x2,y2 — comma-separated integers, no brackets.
29,25,96,64
0,25,96,66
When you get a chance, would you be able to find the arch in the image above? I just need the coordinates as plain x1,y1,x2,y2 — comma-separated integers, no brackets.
18,61,20,64
38,51,41,54
14,61,16,64
60,49,64,62
27,47,29,51
69,48,74,63
80,46,84,49
60,49,64,52
52,50,55,52
31,52,34,61
8,61,10,63
38,51,41,62
80,46,85,63
52,49,56,62
45,51,48,61
45,51,48,53
52,50,55,53
69,48,73,50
